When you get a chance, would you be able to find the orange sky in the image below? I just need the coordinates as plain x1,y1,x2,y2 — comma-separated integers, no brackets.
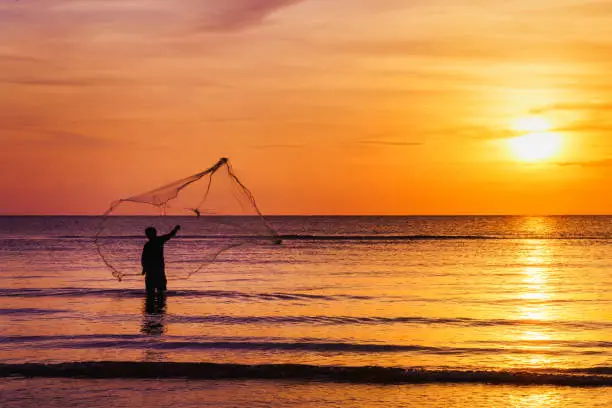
2,0,612,215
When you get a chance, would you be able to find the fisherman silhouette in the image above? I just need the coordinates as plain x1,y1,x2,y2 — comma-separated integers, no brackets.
141,225,180,293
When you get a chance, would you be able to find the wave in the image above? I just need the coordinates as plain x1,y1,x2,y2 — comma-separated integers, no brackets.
2,288,608,314
2,362,612,386
0,308,68,315
4,335,610,356
204,315,612,330
160,314,612,331
2,295,611,330
0,288,369,301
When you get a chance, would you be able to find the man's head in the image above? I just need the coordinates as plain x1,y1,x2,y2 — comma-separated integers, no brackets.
145,227,157,240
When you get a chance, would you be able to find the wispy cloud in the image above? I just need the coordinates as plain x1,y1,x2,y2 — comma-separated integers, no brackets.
555,122,612,133
331,36,612,64
554,158,612,168
197,0,304,32
531,102,612,114
542,1,612,17
1,127,120,149
529,103,612,134
359,140,423,147
251,143,304,150
431,125,514,141
0,53,41,63
0,0,306,40
0,77,126,87
43,130,117,148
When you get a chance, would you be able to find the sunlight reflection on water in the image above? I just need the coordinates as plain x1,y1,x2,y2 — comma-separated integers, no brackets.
2,216,612,373
1,379,610,408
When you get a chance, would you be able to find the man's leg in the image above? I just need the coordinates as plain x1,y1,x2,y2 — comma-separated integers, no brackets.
158,274,167,292
145,277,156,295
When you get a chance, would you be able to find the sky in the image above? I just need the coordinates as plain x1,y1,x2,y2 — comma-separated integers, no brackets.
2,0,612,215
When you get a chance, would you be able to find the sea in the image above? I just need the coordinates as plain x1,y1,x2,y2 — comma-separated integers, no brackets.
2,215,612,407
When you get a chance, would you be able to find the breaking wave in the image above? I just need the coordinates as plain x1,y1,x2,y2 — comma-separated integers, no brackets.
2,362,612,386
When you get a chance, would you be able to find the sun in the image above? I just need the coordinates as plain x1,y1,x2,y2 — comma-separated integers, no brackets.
508,117,562,162
509,132,562,162
512,116,552,133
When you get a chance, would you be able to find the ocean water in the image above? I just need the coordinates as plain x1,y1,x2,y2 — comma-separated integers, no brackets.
2,215,612,406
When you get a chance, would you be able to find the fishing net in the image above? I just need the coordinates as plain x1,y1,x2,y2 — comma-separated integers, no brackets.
95,158,280,281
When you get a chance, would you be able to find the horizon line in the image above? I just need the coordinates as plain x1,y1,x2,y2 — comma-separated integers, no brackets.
2,213,612,217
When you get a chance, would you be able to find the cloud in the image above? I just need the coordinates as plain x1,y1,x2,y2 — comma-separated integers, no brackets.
0,0,305,40
196,0,303,32
530,102,612,114
251,143,304,149
554,159,612,168
544,1,612,17
331,35,612,65
528,103,612,134
42,130,117,148
430,125,515,141
334,38,477,59
0,127,120,149
0,77,125,87
554,123,612,133
0,54,41,63
0,73,227,88
438,120,612,139
359,140,423,147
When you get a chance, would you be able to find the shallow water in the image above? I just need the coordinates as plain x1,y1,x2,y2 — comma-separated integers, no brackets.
3,379,612,408
2,216,612,405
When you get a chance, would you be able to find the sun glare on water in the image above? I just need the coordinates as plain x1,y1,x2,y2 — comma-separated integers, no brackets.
508,117,562,162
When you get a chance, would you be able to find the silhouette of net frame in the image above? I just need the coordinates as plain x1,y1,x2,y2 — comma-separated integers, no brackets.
94,157,279,281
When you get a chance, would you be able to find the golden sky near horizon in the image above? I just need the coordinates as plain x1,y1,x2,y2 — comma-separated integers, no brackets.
2,0,612,215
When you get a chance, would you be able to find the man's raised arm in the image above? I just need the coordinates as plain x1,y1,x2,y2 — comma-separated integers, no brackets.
161,225,181,242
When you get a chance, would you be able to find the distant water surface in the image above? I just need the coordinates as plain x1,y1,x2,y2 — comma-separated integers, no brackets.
2,216,612,405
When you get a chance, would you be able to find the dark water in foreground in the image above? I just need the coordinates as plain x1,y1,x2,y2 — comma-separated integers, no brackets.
2,216,612,406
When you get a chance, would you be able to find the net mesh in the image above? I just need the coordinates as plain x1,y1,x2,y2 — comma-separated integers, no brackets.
95,158,280,281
